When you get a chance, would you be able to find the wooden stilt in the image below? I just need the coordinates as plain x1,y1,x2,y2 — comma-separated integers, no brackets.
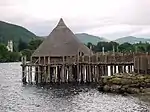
91,65,94,82
80,65,84,83
99,65,102,79
86,65,89,83
105,65,108,76
68,65,73,83
123,65,126,73
35,67,38,84
128,65,131,73
60,65,65,83
114,65,116,74
118,65,121,73
101,65,105,76
110,65,113,76
57,66,61,83
29,66,32,84
89,65,92,82
93,65,96,82
95,65,99,82
37,66,41,84
22,56,27,84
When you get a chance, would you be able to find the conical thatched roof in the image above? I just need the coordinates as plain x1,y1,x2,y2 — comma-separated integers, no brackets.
32,18,92,57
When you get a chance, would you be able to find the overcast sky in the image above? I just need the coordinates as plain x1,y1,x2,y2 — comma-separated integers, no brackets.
0,0,150,40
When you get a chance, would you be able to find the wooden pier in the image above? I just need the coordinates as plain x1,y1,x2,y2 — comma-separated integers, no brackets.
21,53,136,84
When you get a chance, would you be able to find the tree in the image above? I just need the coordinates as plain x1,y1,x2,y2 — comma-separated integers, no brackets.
7,52,21,62
28,39,43,50
21,49,33,61
0,43,9,62
18,39,28,51
118,42,134,52
137,46,146,52
146,44,150,52
109,41,119,52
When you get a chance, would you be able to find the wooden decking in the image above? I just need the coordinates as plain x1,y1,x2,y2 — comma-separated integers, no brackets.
21,53,139,84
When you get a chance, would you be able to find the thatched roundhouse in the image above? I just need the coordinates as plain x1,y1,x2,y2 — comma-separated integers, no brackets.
31,18,92,64
21,19,136,84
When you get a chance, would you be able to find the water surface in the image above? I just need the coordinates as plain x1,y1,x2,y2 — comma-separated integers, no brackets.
0,63,149,112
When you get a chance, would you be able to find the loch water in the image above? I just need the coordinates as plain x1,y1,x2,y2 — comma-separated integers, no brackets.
0,63,149,112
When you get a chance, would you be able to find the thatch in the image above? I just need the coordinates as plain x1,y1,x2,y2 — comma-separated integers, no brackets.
32,18,92,57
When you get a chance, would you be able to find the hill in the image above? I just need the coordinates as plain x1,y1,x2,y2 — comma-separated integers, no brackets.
0,21,37,48
114,36,150,44
75,33,108,45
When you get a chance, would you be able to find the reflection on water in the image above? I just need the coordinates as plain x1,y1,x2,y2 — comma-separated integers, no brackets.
0,63,149,112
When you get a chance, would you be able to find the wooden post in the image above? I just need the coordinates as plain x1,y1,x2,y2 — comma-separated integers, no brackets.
65,66,68,83
86,65,89,83
130,65,133,73
43,66,46,83
121,65,123,73
73,65,77,82
118,65,121,73
56,66,60,83
99,65,102,78
35,67,38,84
128,65,131,73
77,55,80,83
29,66,32,84
96,65,100,82
38,57,41,84
93,65,96,82
123,65,126,73
53,66,57,83
105,65,108,76
22,56,27,84
102,65,105,76
43,56,46,83
91,65,94,82
60,56,65,83
30,57,33,84
114,65,117,74
95,65,99,82
41,66,44,83
110,65,113,76
80,65,84,83
68,65,73,83
82,65,86,83
46,56,50,83
27,66,30,83
89,56,92,82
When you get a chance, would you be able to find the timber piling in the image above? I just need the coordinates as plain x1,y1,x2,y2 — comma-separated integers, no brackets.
21,52,139,84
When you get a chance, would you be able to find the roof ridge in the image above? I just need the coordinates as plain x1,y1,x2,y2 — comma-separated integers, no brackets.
56,18,67,28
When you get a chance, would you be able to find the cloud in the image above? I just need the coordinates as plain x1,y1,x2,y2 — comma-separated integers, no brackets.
0,0,150,40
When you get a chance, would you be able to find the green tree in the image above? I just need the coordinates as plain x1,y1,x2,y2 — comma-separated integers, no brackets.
118,42,134,52
21,49,33,61
28,39,43,50
18,39,28,51
146,44,150,52
0,43,9,62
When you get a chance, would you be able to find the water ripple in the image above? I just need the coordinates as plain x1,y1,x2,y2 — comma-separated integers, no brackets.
0,63,149,112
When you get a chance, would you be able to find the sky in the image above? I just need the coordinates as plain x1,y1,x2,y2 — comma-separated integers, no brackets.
0,0,150,40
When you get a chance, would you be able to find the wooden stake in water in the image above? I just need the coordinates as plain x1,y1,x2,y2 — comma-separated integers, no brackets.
22,56,27,84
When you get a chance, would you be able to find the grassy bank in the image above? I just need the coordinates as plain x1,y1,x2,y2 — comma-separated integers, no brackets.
98,73,150,94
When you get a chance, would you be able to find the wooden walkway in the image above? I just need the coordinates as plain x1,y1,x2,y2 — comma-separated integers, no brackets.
21,53,146,84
